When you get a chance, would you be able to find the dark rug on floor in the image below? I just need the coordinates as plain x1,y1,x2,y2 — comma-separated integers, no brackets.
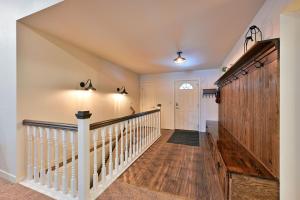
167,129,200,146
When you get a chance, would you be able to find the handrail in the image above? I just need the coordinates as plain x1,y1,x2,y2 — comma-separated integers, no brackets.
22,109,160,131
90,109,160,130
22,119,78,131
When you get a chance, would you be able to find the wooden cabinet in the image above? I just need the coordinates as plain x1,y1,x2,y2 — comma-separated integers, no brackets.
206,121,279,200
216,39,280,178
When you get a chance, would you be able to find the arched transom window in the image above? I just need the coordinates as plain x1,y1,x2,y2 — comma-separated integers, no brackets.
179,83,193,90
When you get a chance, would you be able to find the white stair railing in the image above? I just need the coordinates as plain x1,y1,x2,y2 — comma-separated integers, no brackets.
22,108,161,200
23,120,78,200
87,109,161,199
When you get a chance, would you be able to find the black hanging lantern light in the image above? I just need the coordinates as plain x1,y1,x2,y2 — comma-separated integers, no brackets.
244,25,262,53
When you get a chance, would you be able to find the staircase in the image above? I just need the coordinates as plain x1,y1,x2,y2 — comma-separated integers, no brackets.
20,109,161,200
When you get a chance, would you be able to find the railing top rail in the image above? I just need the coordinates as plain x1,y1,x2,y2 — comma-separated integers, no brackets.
23,108,160,131
90,109,160,130
23,120,78,131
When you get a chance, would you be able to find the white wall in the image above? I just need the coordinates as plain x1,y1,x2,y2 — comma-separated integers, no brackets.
140,69,220,131
16,23,140,180
280,8,300,200
222,0,292,67
0,0,62,182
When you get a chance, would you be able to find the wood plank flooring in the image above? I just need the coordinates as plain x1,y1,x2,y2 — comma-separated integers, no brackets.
0,178,51,200
99,129,223,200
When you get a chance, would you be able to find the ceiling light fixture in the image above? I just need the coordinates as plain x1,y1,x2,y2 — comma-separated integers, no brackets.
174,51,186,64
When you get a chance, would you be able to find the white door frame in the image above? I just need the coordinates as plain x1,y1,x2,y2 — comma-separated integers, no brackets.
174,79,200,131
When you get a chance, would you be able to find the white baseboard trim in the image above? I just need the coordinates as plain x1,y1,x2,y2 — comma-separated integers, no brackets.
20,180,78,200
0,169,16,182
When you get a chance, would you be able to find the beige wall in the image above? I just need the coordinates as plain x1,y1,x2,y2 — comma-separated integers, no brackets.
222,0,292,67
0,0,62,182
16,23,140,180
280,4,300,199
140,69,220,131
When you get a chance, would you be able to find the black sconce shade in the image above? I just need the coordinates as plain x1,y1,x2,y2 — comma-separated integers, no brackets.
80,79,96,91
117,86,128,95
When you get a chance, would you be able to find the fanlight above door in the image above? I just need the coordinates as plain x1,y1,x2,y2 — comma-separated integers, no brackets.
179,83,193,90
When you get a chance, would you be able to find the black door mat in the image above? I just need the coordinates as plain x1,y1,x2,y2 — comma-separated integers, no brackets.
167,129,200,146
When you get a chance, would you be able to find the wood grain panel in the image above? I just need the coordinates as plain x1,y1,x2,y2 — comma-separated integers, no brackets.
230,174,279,200
114,129,224,200
218,44,279,178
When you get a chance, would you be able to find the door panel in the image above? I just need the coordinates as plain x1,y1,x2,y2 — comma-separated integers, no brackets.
141,82,157,111
175,80,199,130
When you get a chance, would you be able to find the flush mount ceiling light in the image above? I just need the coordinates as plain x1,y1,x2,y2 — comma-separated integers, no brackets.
174,51,186,64
80,79,96,91
117,86,128,95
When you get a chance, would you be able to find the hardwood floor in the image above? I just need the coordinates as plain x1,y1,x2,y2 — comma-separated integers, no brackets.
0,178,51,200
99,129,223,200
0,130,222,200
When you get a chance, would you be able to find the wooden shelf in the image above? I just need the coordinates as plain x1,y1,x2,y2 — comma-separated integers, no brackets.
206,121,276,180
215,38,279,87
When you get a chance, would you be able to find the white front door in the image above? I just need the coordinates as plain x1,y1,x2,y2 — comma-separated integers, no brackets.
175,80,199,130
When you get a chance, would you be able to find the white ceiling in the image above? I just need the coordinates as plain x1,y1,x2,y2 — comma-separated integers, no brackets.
20,0,265,74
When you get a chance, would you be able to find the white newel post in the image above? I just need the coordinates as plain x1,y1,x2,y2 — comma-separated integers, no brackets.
76,111,92,200
157,105,161,136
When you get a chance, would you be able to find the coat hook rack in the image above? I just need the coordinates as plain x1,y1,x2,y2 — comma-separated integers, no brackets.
254,59,264,68
203,88,217,98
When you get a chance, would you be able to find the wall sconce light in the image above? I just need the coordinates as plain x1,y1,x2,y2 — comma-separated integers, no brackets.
117,86,128,95
80,79,96,91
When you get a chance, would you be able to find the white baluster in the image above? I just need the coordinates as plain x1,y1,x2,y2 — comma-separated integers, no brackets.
27,126,32,180
70,131,76,197
129,120,132,160
150,115,152,142
144,116,146,147
151,114,154,141
140,117,144,150
39,127,45,185
33,127,38,183
148,115,150,144
149,114,151,142
132,120,136,157
46,128,51,187
101,128,106,184
159,110,161,135
148,114,151,142
120,123,124,167
62,130,68,194
114,124,119,172
145,115,148,146
156,112,158,138
93,130,98,190
53,129,59,190
139,117,142,152
157,112,159,137
135,118,139,154
109,126,113,178
125,121,128,164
